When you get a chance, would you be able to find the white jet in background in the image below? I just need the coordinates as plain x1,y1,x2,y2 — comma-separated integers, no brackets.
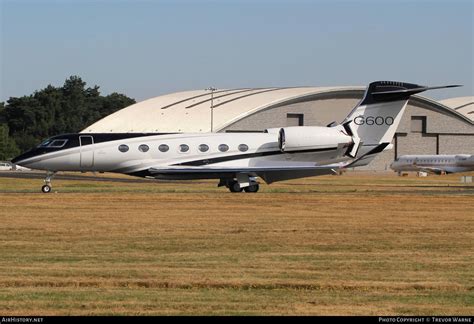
391,154,474,175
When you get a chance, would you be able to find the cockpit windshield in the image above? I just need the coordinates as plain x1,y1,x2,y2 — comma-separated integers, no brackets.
49,139,68,148
39,139,52,147
38,139,68,148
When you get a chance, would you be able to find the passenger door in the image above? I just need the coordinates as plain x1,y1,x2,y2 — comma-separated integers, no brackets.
79,135,94,169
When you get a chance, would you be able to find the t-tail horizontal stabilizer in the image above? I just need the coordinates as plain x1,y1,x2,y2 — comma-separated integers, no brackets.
359,82,462,105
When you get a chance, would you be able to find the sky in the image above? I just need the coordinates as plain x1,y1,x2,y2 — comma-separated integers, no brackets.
1,0,473,102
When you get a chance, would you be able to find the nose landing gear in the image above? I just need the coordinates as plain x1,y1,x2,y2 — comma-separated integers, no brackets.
41,171,56,193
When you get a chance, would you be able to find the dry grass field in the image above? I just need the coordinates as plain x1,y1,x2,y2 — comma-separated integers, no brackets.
0,172,473,315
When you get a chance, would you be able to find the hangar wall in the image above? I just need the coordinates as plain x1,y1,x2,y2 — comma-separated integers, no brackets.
439,135,474,154
396,133,438,155
222,97,359,131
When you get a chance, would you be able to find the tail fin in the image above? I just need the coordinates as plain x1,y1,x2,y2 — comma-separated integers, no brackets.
343,81,461,166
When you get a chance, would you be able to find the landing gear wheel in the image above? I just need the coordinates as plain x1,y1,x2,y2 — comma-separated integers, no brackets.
244,183,259,193
228,181,243,193
41,171,56,194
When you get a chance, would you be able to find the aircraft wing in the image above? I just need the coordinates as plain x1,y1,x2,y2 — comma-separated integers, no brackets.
148,165,339,184
149,165,340,173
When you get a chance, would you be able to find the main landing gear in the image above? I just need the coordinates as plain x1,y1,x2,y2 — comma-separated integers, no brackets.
228,180,259,193
41,171,56,193
228,180,243,192
219,176,260,193
243,183,259,193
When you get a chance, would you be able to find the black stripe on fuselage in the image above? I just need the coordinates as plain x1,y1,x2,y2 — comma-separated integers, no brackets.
67,133,175,146
44,133,175,150
173,147,338,166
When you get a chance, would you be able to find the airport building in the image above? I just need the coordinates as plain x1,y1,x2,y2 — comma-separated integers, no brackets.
83,88,474,171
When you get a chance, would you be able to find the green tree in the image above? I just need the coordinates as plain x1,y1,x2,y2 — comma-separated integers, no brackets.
102,92,136,118
0,124,20,161
0,102,19,160
2,76,135,153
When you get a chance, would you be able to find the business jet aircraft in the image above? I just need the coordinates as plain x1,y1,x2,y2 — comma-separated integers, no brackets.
391,154,474,175
12,81,459,193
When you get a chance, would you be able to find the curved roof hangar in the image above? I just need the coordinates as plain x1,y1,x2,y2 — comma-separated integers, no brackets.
439,96,474,122
81,87,473,133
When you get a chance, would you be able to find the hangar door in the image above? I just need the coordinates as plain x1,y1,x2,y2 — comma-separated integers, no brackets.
79,135,94,168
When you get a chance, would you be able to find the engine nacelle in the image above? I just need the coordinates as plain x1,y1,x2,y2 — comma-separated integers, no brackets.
264,128,281,134
278,126,352,152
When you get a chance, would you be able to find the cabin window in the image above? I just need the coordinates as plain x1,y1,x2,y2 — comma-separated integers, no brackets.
138,144,149,152
218,144,229,152
198,144,209,152
48,139,68,148
179,144,189,153
118,144,129,153
238,144,249,152
158,144,169,152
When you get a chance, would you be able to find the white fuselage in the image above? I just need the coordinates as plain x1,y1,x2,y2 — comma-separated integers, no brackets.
15,129,353,177
390,154,474,174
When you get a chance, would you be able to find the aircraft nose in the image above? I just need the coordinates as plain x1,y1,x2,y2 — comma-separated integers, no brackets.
11,149,40,166
11,154,23,165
